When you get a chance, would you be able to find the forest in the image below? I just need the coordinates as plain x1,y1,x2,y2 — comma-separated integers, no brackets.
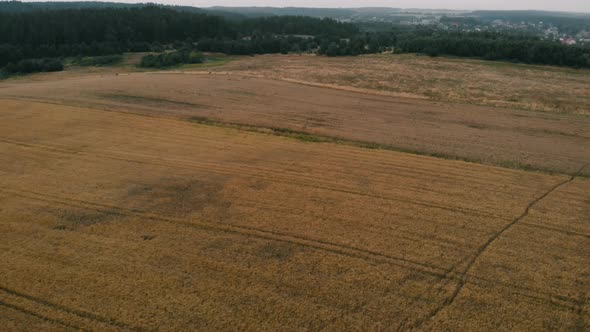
0,6,356,67
396,30,590,68
0,3,589,75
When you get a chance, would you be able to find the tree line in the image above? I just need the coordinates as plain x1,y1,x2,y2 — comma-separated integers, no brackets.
1,5,589,76
0,5,356,71
140,49,204,68
396,30,590,68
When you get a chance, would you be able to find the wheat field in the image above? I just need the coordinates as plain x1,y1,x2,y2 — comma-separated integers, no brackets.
1,98,588,330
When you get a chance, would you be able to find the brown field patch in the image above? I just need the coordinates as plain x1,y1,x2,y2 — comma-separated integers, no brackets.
1,70,589,176
0,100,588,330
214,53,590,115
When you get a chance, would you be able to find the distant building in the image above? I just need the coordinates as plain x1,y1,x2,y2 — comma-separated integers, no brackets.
561,38,577,45
545,27,559,39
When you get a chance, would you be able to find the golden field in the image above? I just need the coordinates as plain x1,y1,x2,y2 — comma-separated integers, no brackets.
0,54,589,330
1,69,589,176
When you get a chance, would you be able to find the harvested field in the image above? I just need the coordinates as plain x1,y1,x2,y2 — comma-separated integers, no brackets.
216,54,590,115
1,71,589,176
0,99,589,330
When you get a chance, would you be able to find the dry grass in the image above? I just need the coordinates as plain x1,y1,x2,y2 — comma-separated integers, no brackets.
0,100,589,330
214,54,590,115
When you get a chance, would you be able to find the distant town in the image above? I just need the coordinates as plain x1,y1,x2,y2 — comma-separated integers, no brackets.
331,9,590,45
209,7,590,46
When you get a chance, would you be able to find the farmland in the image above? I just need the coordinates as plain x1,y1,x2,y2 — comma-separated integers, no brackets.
217,54,590,115
1,54,589,330
1,60,590,176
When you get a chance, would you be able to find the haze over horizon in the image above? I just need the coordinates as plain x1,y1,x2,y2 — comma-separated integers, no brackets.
22,0,590,13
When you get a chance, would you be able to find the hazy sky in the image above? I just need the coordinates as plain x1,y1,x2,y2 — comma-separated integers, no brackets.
24,0,590,12
175,0,590,12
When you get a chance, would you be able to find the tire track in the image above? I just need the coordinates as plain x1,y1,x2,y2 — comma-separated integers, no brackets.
3,188,588,328
5,95,572,189
236,198,476,250
575,294,589,329
0,299,87,331
5,185,581,319
83,119,550,190
8,186,584,318
0,286,144,331
2,98,549,219
0,136,505,220
410,163,590,329
520,222,590,240
3,91,589,327
0,186,450,279
3,96,549,195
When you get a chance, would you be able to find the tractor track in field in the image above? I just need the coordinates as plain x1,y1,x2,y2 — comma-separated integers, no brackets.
0,136,503,220
0,299,88,331
3,96,586,188
3,98,589,329
0,186,451,279
410,162,590,329
0,287,145,331
2,186,586,318
519,222,590,240
3,130,587,321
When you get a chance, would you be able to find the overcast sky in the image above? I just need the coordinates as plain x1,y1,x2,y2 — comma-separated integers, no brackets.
168,0,590,12
24,0,590,12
